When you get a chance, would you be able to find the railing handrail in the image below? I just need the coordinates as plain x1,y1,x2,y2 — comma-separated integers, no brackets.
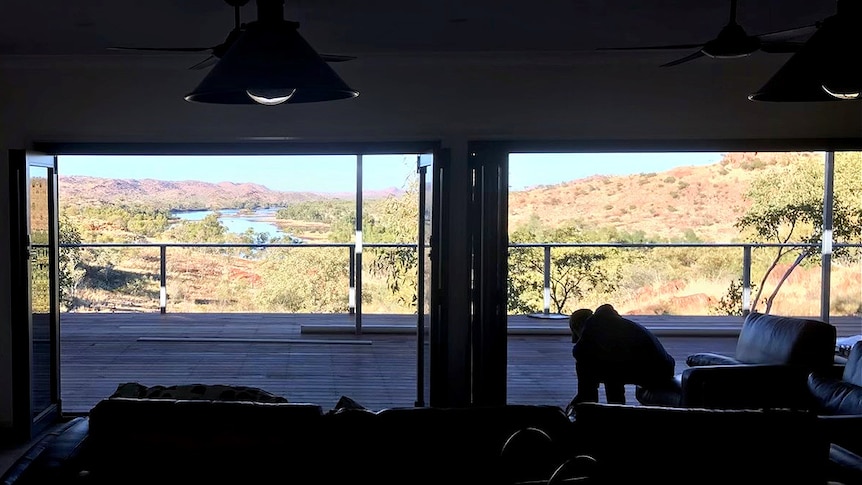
509,242,857,248
58,242,416,248
56,241,860,250
57,240,861,322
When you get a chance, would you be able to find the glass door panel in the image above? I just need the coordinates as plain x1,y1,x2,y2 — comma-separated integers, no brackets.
10,149,60,441
29,166,54,417
416,152,433,406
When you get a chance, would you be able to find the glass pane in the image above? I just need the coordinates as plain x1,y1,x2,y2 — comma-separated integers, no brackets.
505,152,764,407
831,152,862,321
361,154,421,315
57,154,425,414
420,154,433,406
29,166,52,416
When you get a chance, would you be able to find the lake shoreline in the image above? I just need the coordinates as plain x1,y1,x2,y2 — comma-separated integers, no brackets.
171,208,326,242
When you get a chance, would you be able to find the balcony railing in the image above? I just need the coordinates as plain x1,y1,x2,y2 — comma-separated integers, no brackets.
59,241,860,324
509,242,861,319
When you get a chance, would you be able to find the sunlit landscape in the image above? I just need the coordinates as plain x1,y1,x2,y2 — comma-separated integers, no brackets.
55,151,861,318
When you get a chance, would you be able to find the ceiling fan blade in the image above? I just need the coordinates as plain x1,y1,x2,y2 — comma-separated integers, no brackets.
597,43,705,52
660,50,706,67
320,54,357,62
759,41,806,54
108,46,213,53
188,55,219,70
756,24,818,42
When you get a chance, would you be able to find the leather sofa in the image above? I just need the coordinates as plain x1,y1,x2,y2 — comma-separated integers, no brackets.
808,340,862,485
9,397,577,485
570,401,832,484
2,393,843,484
635,311,837,410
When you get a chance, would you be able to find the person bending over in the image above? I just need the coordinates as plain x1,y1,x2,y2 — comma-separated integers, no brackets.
565,303,675,412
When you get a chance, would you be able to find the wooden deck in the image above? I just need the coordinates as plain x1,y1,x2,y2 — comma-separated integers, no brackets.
58,312,862,415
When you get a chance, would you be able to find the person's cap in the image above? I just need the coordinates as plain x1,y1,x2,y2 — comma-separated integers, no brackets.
569,309,593,333
595,303,617,314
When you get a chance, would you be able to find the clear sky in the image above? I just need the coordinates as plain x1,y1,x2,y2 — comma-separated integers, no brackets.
59,152,726,193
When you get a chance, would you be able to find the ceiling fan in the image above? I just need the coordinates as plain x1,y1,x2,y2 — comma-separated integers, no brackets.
108,0,355,70
597,0,819,67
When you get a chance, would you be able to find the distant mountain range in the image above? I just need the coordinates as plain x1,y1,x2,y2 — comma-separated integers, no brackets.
59,152,819,241
508,152,822,241
58,176,404,211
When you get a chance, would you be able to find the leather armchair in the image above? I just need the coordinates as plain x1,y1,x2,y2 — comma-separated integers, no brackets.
636,312,837,410
808,341,862,485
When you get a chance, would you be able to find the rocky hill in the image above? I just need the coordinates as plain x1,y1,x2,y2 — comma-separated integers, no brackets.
58,176,402,210
508,151,824,242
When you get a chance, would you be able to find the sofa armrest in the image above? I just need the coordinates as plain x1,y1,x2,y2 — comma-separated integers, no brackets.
685,352,741,367
680,364,815,410
0,417,90,485
829,443,862,485
808,373,862,415
818,415,862,454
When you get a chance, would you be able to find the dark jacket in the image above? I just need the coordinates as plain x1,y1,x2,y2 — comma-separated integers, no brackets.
573,304,675,382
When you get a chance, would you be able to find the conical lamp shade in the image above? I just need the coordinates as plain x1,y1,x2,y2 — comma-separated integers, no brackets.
749,13,860,102
185,20,359,105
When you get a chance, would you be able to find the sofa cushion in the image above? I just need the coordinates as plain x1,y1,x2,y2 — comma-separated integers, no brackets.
734,312,836,369
808,373,862,415
327,394,368,414
110,382,288,403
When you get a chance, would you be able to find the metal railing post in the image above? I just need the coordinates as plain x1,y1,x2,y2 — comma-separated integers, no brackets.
821,151,835,323
159,244,167,314
543,245,551,315
742,245,751,315
355,154,363,335
349,248,356,315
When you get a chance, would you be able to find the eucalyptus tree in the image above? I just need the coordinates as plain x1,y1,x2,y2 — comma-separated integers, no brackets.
735,152,861,313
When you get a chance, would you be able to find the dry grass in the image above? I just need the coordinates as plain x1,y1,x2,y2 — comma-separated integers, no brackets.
602,264,860,317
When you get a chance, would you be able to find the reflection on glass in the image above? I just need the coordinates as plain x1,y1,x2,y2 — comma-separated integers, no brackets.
30,169,52,416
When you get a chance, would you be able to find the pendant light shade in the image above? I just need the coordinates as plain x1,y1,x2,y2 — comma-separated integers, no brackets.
185,2,358,105
749,2,860,102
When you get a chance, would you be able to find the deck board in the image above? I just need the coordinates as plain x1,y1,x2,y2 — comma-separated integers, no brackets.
58,312,861,414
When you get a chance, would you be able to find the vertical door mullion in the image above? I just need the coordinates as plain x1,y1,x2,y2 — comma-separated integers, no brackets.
469,145,508,406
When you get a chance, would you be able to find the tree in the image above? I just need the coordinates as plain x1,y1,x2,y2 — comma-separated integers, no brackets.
711,278,758,316
255,247,350,312
365,177,421,308
735,152,862,313
58,216,86,311
508,224,620,315
166,212,228,243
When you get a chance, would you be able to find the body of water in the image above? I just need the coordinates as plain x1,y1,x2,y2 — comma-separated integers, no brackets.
172,208,286,238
